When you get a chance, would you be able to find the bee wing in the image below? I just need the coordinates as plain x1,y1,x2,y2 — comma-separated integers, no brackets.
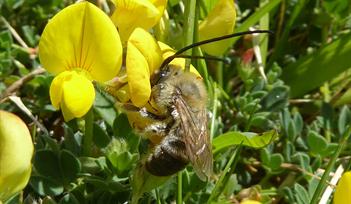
174,96,213,181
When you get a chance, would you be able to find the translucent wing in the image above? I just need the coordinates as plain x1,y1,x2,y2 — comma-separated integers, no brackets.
174,95,213,181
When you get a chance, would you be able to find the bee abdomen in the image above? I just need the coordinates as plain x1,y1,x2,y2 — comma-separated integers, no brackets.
146,137,189,176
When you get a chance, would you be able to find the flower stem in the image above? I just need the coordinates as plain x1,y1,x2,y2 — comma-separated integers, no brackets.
177,171,182,204
183,0,197,71
83,108,94,156
310,126,351,204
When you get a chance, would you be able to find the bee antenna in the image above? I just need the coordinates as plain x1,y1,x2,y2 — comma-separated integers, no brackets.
173,55,231,64
159,29,273,70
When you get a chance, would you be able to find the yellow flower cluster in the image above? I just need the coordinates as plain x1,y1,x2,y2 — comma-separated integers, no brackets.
38,0,236,121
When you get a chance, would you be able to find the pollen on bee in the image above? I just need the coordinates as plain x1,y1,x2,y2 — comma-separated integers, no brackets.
145,122,167,134
171,109,179,118
139,107,149,117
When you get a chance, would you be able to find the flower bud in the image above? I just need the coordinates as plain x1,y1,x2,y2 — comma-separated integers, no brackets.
0,110,34,201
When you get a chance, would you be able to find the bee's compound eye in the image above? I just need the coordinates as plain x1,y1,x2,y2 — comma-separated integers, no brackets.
161,72,167,77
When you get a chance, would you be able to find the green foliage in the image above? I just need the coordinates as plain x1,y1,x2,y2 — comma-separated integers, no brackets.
1,0,351,203
213,130,278,154
282,32,351,97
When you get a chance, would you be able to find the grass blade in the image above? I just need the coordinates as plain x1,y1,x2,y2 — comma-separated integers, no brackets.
282,33,351,97
310,126,351,204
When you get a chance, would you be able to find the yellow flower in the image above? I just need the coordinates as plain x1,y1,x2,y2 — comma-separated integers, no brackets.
198,0,236,56
39,2,123,121
157,41,201,76
334,171,351,204
0,110,33,202
126,27,163,107
111,0,167,42
240,200,261,204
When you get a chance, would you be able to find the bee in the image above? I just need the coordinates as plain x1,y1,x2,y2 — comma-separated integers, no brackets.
146,64,212,180
121,30,272,181
123,64,212,181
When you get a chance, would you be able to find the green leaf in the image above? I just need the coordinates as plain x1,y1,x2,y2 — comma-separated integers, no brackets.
63,124,81,155
283,141,295,162
94,90,117,127
33,150,62,181
294,183,310,204
250,112,271,129
59,193,79,204
108,178,130,193
79,157,105,174
287,120,297,141
294,112,303,134
93,123,111,148
29,176,63,196
113,113,133,138
320,143,338,157
59,150,81,185
281,108,291,135
292,152,311,173
21,25,37,47
269,154,284,170
282,32,351,97
212,130,278,154
260,86,289,112
107,151,138,175
260,148,270,165
338,106,351,135
307,131,328,154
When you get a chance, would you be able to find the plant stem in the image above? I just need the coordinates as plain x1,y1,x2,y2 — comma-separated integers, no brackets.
177,171,182,204
215,61,223,87
210,83,218,140
183,0,197,71
310,126,351,204
207,146,242,203
83,108,94,156
155,189,161,204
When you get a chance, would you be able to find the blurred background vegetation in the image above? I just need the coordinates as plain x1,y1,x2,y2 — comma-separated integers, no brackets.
1,0,351,203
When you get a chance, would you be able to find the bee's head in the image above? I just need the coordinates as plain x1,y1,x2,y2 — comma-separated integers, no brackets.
151,64,182,85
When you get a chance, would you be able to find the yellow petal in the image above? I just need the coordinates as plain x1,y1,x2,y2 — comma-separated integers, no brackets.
334,171,351,204
39,2,122,82
198,0,236,56
240,200,261,204
150,0,167,19
111,0,161,42
126,41,151,107
157,41,201,77
49,71,70,109
49,70,95,121
0,111,33,201
128,28,163,74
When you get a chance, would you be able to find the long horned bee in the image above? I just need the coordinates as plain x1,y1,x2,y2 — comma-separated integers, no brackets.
121,30,272,181
123,64,211,180
145,64,211,180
